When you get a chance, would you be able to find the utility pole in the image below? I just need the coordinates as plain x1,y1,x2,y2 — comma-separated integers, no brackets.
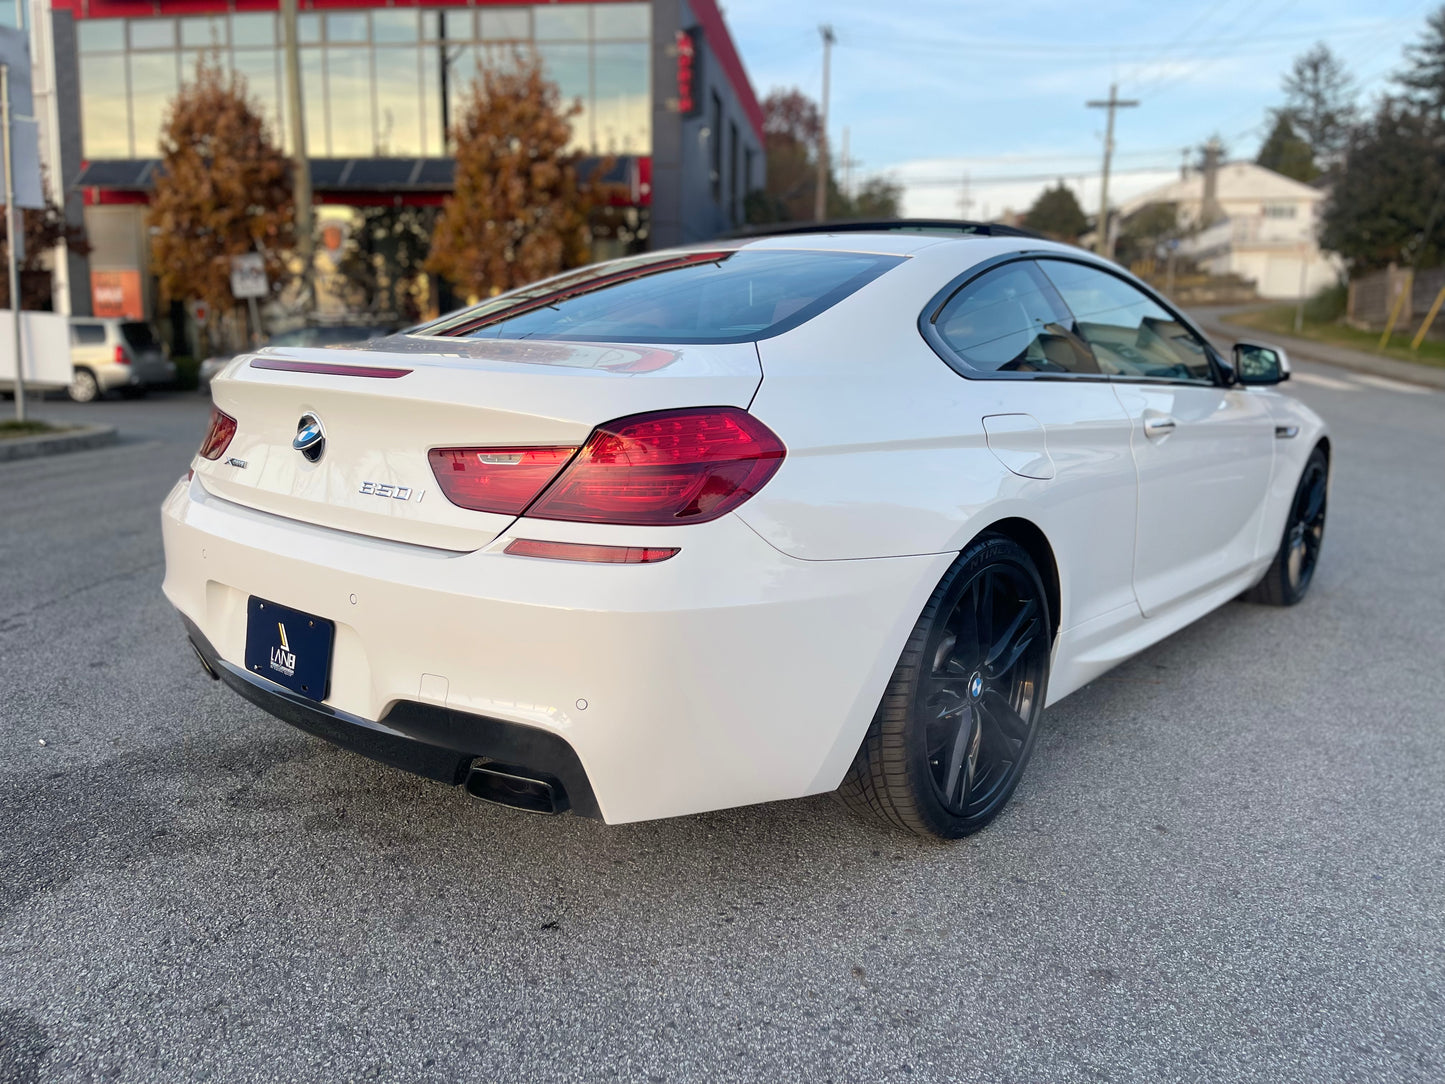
958,171,973,219
813,24,834,222
281,0,313,312
2,63,23,422
1086,83,1138,258
839,125,856,204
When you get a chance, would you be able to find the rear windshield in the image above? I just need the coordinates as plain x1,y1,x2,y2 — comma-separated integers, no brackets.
120,322,157,349
418,249,905,345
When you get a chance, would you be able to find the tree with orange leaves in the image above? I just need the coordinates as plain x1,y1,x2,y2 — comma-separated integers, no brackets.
147,55,292,343
426,51,593,301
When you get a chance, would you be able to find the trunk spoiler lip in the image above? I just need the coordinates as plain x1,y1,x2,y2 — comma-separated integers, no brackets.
249,357,413,379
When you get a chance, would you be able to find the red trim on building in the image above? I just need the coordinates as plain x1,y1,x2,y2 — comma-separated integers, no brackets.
83,188,149,205
686,0,764,144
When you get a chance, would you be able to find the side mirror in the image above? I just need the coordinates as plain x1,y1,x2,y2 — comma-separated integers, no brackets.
1233,342,1290,385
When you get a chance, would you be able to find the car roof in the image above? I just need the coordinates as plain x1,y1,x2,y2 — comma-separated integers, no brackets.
730,218,1044,241
720,230,1085,263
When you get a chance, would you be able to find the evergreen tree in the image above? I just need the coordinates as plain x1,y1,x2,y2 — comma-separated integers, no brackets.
1321,98,1445,270
147,56,292,339
1256,112,1319,183
426,52,593,300
1280,44,1357,168
1023,182,1088,241
1397,3,1445,118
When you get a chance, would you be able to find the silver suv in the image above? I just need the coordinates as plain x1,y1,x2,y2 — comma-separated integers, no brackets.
68,318,175,402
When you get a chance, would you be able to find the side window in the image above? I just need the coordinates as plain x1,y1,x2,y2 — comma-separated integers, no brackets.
1037,260,1214,383
71,324,106,346
931,261,1100,376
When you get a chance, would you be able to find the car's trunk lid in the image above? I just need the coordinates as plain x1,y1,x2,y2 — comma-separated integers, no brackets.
197,336,763,551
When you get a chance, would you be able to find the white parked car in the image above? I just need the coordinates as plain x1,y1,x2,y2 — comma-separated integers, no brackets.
161,228,1328,839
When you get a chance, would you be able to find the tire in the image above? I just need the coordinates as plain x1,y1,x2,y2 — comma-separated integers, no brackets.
67,368,100,403
1244,445,1328,607
838,534,1053,839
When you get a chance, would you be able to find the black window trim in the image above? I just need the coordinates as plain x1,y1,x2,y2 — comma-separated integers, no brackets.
918,251,1230,388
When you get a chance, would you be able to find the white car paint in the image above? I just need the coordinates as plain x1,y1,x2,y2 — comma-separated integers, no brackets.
160,232,1328,824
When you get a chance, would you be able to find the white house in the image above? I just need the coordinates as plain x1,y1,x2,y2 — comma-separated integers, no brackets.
1118,161,1342,300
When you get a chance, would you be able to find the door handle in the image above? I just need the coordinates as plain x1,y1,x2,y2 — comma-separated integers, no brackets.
1143,415,1177,438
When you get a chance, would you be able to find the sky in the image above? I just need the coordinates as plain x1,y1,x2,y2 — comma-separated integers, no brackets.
720,0,1435,219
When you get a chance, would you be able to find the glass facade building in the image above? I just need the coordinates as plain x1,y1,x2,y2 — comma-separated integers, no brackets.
74,3,651,160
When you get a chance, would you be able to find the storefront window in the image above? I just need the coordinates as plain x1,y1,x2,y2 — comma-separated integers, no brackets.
80,53,130,157
372,11,418,45
231,13,274,48
535,42,591,151
480,8,530,41
534,5,590,41
129,19,175,51
594,4,648,40
180,16,227,49
375,47,424,155
129,52,179,152
77,20,123,52
232,49,282,143
326,13,368,45
593,41,649,155
76,5,653,161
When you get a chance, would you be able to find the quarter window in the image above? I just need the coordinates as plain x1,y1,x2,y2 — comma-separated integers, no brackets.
931,261,1098,375
71,324,106,345
1037,260,1213,383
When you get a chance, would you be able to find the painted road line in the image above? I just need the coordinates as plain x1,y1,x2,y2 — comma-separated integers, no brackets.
1351,373,1434,395
1292,372,1357,391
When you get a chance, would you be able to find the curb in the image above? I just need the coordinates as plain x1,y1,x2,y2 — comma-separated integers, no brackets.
1206,315,1445,391
0,424,118,462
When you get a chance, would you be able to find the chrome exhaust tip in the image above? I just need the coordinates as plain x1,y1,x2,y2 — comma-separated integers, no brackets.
465,762,569,815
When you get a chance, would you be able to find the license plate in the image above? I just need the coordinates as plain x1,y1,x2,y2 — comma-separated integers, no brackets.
244,596,334,702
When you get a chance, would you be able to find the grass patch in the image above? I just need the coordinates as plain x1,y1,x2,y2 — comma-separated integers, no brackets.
1230,304,1445,370
0,418,72,440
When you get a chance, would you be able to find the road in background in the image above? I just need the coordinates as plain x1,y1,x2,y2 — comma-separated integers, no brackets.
1,362,1442,1082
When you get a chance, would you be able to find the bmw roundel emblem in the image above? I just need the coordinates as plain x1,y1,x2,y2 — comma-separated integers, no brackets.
293,413,326,463
968,673,984,700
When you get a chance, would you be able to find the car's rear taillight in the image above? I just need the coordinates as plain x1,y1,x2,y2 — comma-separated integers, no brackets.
114,344,130,365
198,407,237,460
527,407,785,526
427,446,578,514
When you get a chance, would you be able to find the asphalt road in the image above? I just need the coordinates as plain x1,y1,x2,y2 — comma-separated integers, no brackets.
2,345,1442,1084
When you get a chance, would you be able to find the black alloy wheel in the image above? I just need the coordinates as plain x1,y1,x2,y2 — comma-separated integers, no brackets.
839,534,1052,839
1245,445,1328,607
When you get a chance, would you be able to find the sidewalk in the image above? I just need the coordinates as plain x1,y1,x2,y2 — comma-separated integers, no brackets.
1191,306,1445,390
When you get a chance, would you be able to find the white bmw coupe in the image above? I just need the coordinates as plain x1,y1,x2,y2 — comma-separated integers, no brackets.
162,224,1328,839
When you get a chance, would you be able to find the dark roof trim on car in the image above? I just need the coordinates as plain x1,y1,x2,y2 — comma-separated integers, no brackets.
727,218,1046,241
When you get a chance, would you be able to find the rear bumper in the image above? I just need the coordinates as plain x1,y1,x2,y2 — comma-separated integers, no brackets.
161,474,950,823
182,615,600,817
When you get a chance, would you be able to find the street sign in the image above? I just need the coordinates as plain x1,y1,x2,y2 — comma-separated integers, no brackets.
230,254,269,300
188,299,210,323
0,27,43,212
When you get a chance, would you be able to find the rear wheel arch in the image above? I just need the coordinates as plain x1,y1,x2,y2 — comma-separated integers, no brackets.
970,517,1061,645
